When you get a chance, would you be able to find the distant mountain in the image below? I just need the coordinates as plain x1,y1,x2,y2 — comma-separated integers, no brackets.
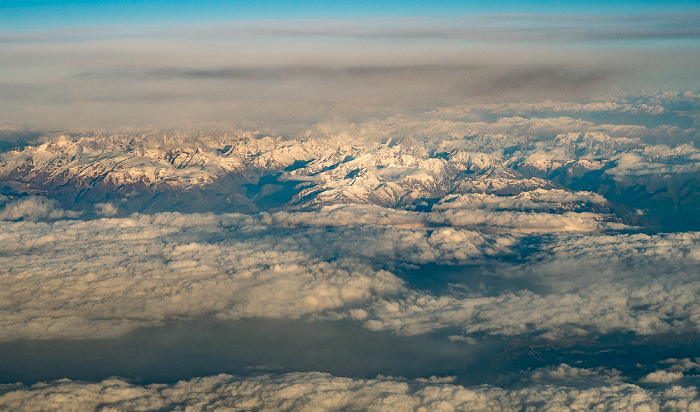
0,129,697,230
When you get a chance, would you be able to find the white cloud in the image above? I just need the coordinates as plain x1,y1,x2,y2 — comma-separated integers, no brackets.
640,371,685,384
606,152,700,179
438,209,627,233
526,364,622,385
94,202,118,217
0,208,698,342
660,358,700,373
433,189,607,212
0,208,525,341
0,212,407,341
2,369,699,412
273,204,628,234
354,230,700,339
360,288,678,337
0,196,80,221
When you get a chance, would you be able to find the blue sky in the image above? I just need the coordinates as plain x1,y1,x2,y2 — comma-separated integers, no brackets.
2,0,699,30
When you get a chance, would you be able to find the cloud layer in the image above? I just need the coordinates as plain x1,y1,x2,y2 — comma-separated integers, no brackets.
2,367,699,411
0,208,516,341
1,204,698,342
359,230,700,338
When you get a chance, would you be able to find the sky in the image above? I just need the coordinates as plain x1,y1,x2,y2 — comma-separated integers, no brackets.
1,1,699,130
2,0,699,29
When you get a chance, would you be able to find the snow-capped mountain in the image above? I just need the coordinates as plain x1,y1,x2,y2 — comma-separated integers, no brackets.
0,127,697,229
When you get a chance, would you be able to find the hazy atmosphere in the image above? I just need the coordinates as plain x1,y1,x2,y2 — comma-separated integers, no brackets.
1,1,700,411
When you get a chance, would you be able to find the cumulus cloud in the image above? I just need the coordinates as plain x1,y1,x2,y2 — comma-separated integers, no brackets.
433,189,607,212
438,209,627,233
522,231,700,287
0,213,392,340
94,202,118,217
0,196,80,221
353,230,700,339
0,209,523,341
636,358,700,385
526,364,622,385
273,204,627,234
1,369,698,412
1,207,698,341
640,371,685,384
360,287,679,337
606,152,700,179
661,358,700,373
